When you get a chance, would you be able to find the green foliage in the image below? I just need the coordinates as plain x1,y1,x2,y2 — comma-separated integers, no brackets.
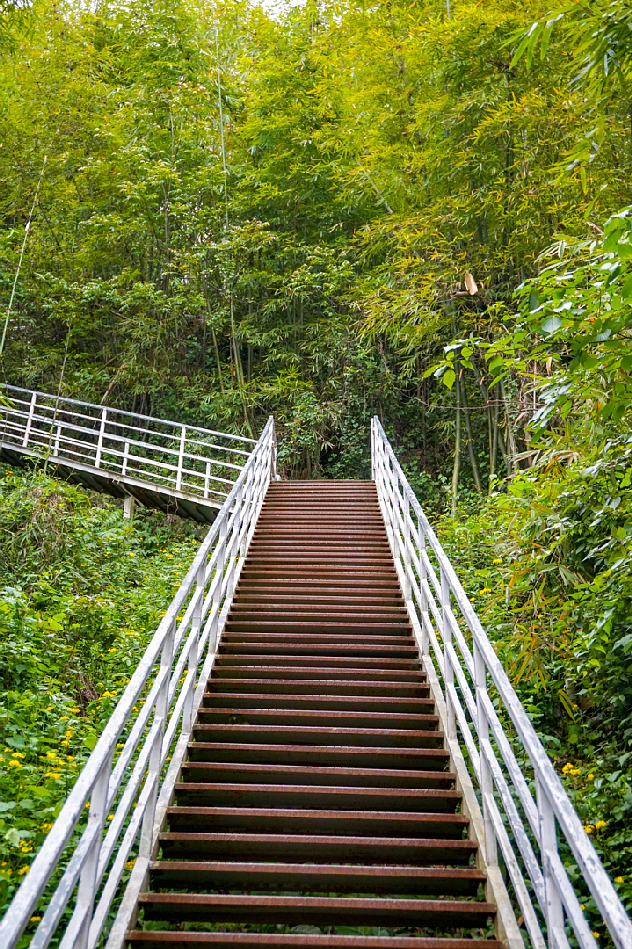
0,467,199,925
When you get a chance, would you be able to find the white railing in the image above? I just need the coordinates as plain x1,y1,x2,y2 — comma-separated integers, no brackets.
0,385,256,505
371,417,632,949
0,417,277,949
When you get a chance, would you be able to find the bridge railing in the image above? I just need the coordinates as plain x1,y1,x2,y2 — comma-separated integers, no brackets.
0,385,256,504
371,416,632,949
0,417,277,949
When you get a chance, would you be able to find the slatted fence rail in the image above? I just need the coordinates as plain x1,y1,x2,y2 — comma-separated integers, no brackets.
0,385,256,520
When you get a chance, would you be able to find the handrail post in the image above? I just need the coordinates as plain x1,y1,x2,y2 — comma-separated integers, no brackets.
70,751,114,949
22,391,37,448
402,488,411,601
54,424,61,457
139,618,176,861
419,526,429,656
441,565,456,739
537,780,566,948
176,426,186,491
95,408,107,468
209,516,228,655
122,440,130,476
371,417,376,480
474,641,498,869
204,461,211,499
183,560,206,733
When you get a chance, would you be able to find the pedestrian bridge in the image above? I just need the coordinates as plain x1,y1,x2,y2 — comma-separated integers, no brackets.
0,385,256,523
0,410,630,949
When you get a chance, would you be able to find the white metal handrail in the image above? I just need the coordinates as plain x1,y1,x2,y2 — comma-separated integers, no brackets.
0,385,256,505
0,417,277,949
371,416,632,949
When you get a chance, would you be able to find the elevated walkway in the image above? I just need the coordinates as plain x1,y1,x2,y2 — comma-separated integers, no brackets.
0,417,630,949
0,385,255,522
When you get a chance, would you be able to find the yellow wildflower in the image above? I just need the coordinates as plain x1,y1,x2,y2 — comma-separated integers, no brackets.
11,752,25,758
595,820,607,830
31,917,41,923
18,866,29,875
8,760,22,768
588,773,595,781
615,877,624,884
125,859,136,870
584,824,594,834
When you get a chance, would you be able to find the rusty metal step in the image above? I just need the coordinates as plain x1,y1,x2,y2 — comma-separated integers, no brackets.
127,933,504,949
195,708,439,729
157,832,478,864
220,637,416,653
205,678,431,697
201,692,436,713
173,784,457,811
165,807,468,838
137,894,495,928
210,666,424,682
180,762,456,789
191,724,443,748
221,622,411,635
223,621,412,634
148,861,483,894
214,647,426,681
186,742,450,769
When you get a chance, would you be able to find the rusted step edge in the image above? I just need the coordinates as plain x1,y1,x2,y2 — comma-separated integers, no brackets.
227,604,406,617
126,932,504,949
191,725,443,749
216,657,422,669
218,648,417,660
220,634,414,645
157,832,477,865
173,784,458,811
211,668,424,683
148,861,483,894
137,893,495,928
186,745,449,769
201,694,436,713
204,682,431,698
166,807,467,837
236,579,401,588
196,708,439,726
180,762,455,790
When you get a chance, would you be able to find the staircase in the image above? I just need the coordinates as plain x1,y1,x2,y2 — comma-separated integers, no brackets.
126,481,500,948
2,418,631,949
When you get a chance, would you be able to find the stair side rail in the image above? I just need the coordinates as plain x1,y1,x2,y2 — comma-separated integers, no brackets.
0,385,257,504
371,417,632,949
0,417,278,949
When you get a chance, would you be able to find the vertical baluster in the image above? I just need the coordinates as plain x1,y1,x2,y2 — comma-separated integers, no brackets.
209,515,228,655
204,461,210,499
371,418,376,480
22,391,37,448
95,408,107,468
441,566,456,739
390,460,399,561
226,482,244,598
419,524,430,656
183,559,206,733
402,487,411,601
54,424,61,457
139,618,176,861
122,440,130,476
176,426,186,491
69,752,114,949
473,640,497,868
537,780,566,948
